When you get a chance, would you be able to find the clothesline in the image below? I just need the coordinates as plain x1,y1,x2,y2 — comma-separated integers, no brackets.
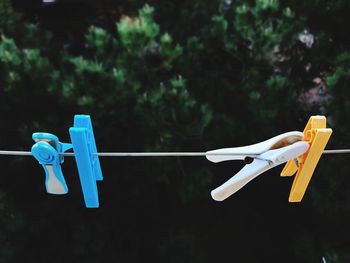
0,149,349,157
0,115,335,207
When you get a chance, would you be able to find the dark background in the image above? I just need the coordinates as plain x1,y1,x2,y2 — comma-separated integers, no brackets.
1,0,350,262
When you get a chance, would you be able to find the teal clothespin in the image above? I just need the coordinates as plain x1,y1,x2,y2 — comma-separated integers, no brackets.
31,133,72,194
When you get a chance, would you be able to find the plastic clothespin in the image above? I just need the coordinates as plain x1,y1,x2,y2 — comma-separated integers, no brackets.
32,115,103,208
281,116,332,202
69,115,103,208
206,131,309,201
31,133,72,194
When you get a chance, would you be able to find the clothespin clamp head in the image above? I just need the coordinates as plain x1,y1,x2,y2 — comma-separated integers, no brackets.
281,116,332,202
31,132,72,194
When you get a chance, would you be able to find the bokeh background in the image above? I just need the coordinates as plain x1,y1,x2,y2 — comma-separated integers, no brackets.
1,0,350,262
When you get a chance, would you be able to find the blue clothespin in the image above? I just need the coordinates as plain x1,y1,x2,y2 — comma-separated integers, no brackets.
69,115,103,208
32,115,103,208
31,133,72,194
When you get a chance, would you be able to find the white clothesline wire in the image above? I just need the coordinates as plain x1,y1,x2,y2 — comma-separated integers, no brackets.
0,149,349,157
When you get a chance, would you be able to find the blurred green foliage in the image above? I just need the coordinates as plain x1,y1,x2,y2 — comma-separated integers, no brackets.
0,0,350,262
0,0,20,34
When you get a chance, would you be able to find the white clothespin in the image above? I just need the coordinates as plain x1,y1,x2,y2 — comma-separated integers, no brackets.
206,131,309,201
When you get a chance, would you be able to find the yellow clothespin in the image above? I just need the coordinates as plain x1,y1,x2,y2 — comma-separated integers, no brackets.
281,116,332,202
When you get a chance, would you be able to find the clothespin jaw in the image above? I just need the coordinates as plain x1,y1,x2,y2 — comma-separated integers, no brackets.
281,116,332,202
69,115,103,208
31,132,72,194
